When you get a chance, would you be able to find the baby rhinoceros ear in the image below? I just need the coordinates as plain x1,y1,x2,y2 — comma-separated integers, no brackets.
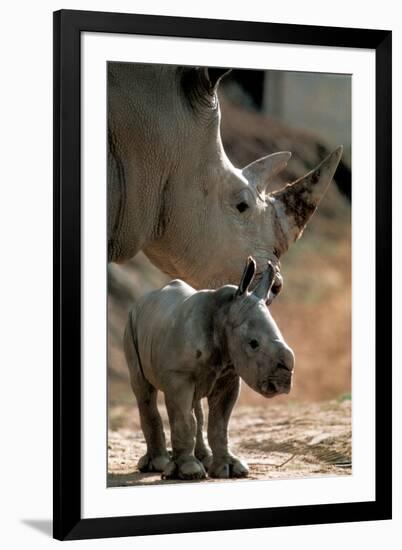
253,262,276,302
235,257,256,298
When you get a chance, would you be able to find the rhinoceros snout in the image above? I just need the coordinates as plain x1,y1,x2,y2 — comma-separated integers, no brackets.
260,375,292,398
266,380,279,395
276,345,295,373
259,344,294,397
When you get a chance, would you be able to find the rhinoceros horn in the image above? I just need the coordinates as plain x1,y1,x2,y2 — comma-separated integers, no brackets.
242,152,292,194
271,145,343,245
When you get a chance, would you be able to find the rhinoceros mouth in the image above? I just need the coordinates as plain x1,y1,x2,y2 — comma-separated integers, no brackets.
260,378,292,398
260,380,279,398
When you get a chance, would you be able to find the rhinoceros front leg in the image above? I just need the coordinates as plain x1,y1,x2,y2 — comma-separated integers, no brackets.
194,399,213,470
162,382,207,480
207,372,249,479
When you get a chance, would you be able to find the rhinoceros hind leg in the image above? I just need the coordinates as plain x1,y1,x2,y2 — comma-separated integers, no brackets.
163,384,207,480
124,321,169,468
134,387,169,471
137,452,171,473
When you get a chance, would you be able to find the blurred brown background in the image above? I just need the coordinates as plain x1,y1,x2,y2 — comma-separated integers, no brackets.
107,69,351,411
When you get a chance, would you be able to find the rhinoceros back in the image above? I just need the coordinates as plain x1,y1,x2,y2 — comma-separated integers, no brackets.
132,280,196,374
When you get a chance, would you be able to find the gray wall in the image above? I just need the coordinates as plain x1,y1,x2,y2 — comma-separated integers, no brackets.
263,71,351,163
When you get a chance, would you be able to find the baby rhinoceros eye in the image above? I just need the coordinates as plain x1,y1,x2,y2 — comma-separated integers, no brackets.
271,275,283,297
249,339,259,350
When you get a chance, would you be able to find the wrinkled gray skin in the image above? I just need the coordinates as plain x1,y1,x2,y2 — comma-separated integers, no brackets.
109,63,343,290
124,257,294,480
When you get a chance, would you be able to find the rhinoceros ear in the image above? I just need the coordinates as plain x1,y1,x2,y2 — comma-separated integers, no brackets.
243,152,291,193
236,257,256,297
181,68,231,106
272,146,343,246
253,262,276,302
204,67,232,90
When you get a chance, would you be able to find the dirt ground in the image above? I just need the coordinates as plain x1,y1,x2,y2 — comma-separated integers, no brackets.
108,398,351,487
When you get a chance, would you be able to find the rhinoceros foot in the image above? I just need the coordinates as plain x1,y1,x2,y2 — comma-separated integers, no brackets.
137,452,171,473
208,455,249,479
195,449,213,471
162,456,207,480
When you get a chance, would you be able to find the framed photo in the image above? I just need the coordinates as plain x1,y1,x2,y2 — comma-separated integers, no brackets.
53,9,392,541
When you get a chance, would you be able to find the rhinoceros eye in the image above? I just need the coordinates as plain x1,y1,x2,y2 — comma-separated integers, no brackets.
236,201,249,213
249,339,259,350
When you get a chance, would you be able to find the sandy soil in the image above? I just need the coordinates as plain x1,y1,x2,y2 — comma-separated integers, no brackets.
108,399,351,487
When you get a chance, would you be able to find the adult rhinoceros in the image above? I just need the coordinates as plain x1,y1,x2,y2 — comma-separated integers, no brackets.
108,63,342,289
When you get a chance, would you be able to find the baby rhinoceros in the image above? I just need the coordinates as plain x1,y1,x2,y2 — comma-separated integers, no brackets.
124,257,294,481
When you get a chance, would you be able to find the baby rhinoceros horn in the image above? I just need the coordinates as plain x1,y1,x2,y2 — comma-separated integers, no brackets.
253,262,276,301
235,257,277,302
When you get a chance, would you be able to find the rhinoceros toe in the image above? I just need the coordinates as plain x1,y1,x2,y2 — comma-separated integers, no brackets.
195,450,213,471
137,453,171,473
209,456,249,479
162,457,207,480
231,458,249,477
201,453,213,471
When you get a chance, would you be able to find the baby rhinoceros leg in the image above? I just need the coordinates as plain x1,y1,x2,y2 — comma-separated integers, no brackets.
207,373,249,479
124,324,170,473
162,384,207,481
194,400,213,471
132,384,171,473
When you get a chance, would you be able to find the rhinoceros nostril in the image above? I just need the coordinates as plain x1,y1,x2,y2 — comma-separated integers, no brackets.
277,361,290,372
267,381,278,393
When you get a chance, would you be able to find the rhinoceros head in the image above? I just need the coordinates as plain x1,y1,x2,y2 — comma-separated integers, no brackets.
118,66,343,290
219,257,294,397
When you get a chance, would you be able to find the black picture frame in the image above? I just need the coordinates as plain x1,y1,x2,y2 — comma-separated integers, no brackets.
53,9,392,541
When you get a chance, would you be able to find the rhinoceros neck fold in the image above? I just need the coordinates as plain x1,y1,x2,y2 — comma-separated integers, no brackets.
143,148,232,286
108,130,127,262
